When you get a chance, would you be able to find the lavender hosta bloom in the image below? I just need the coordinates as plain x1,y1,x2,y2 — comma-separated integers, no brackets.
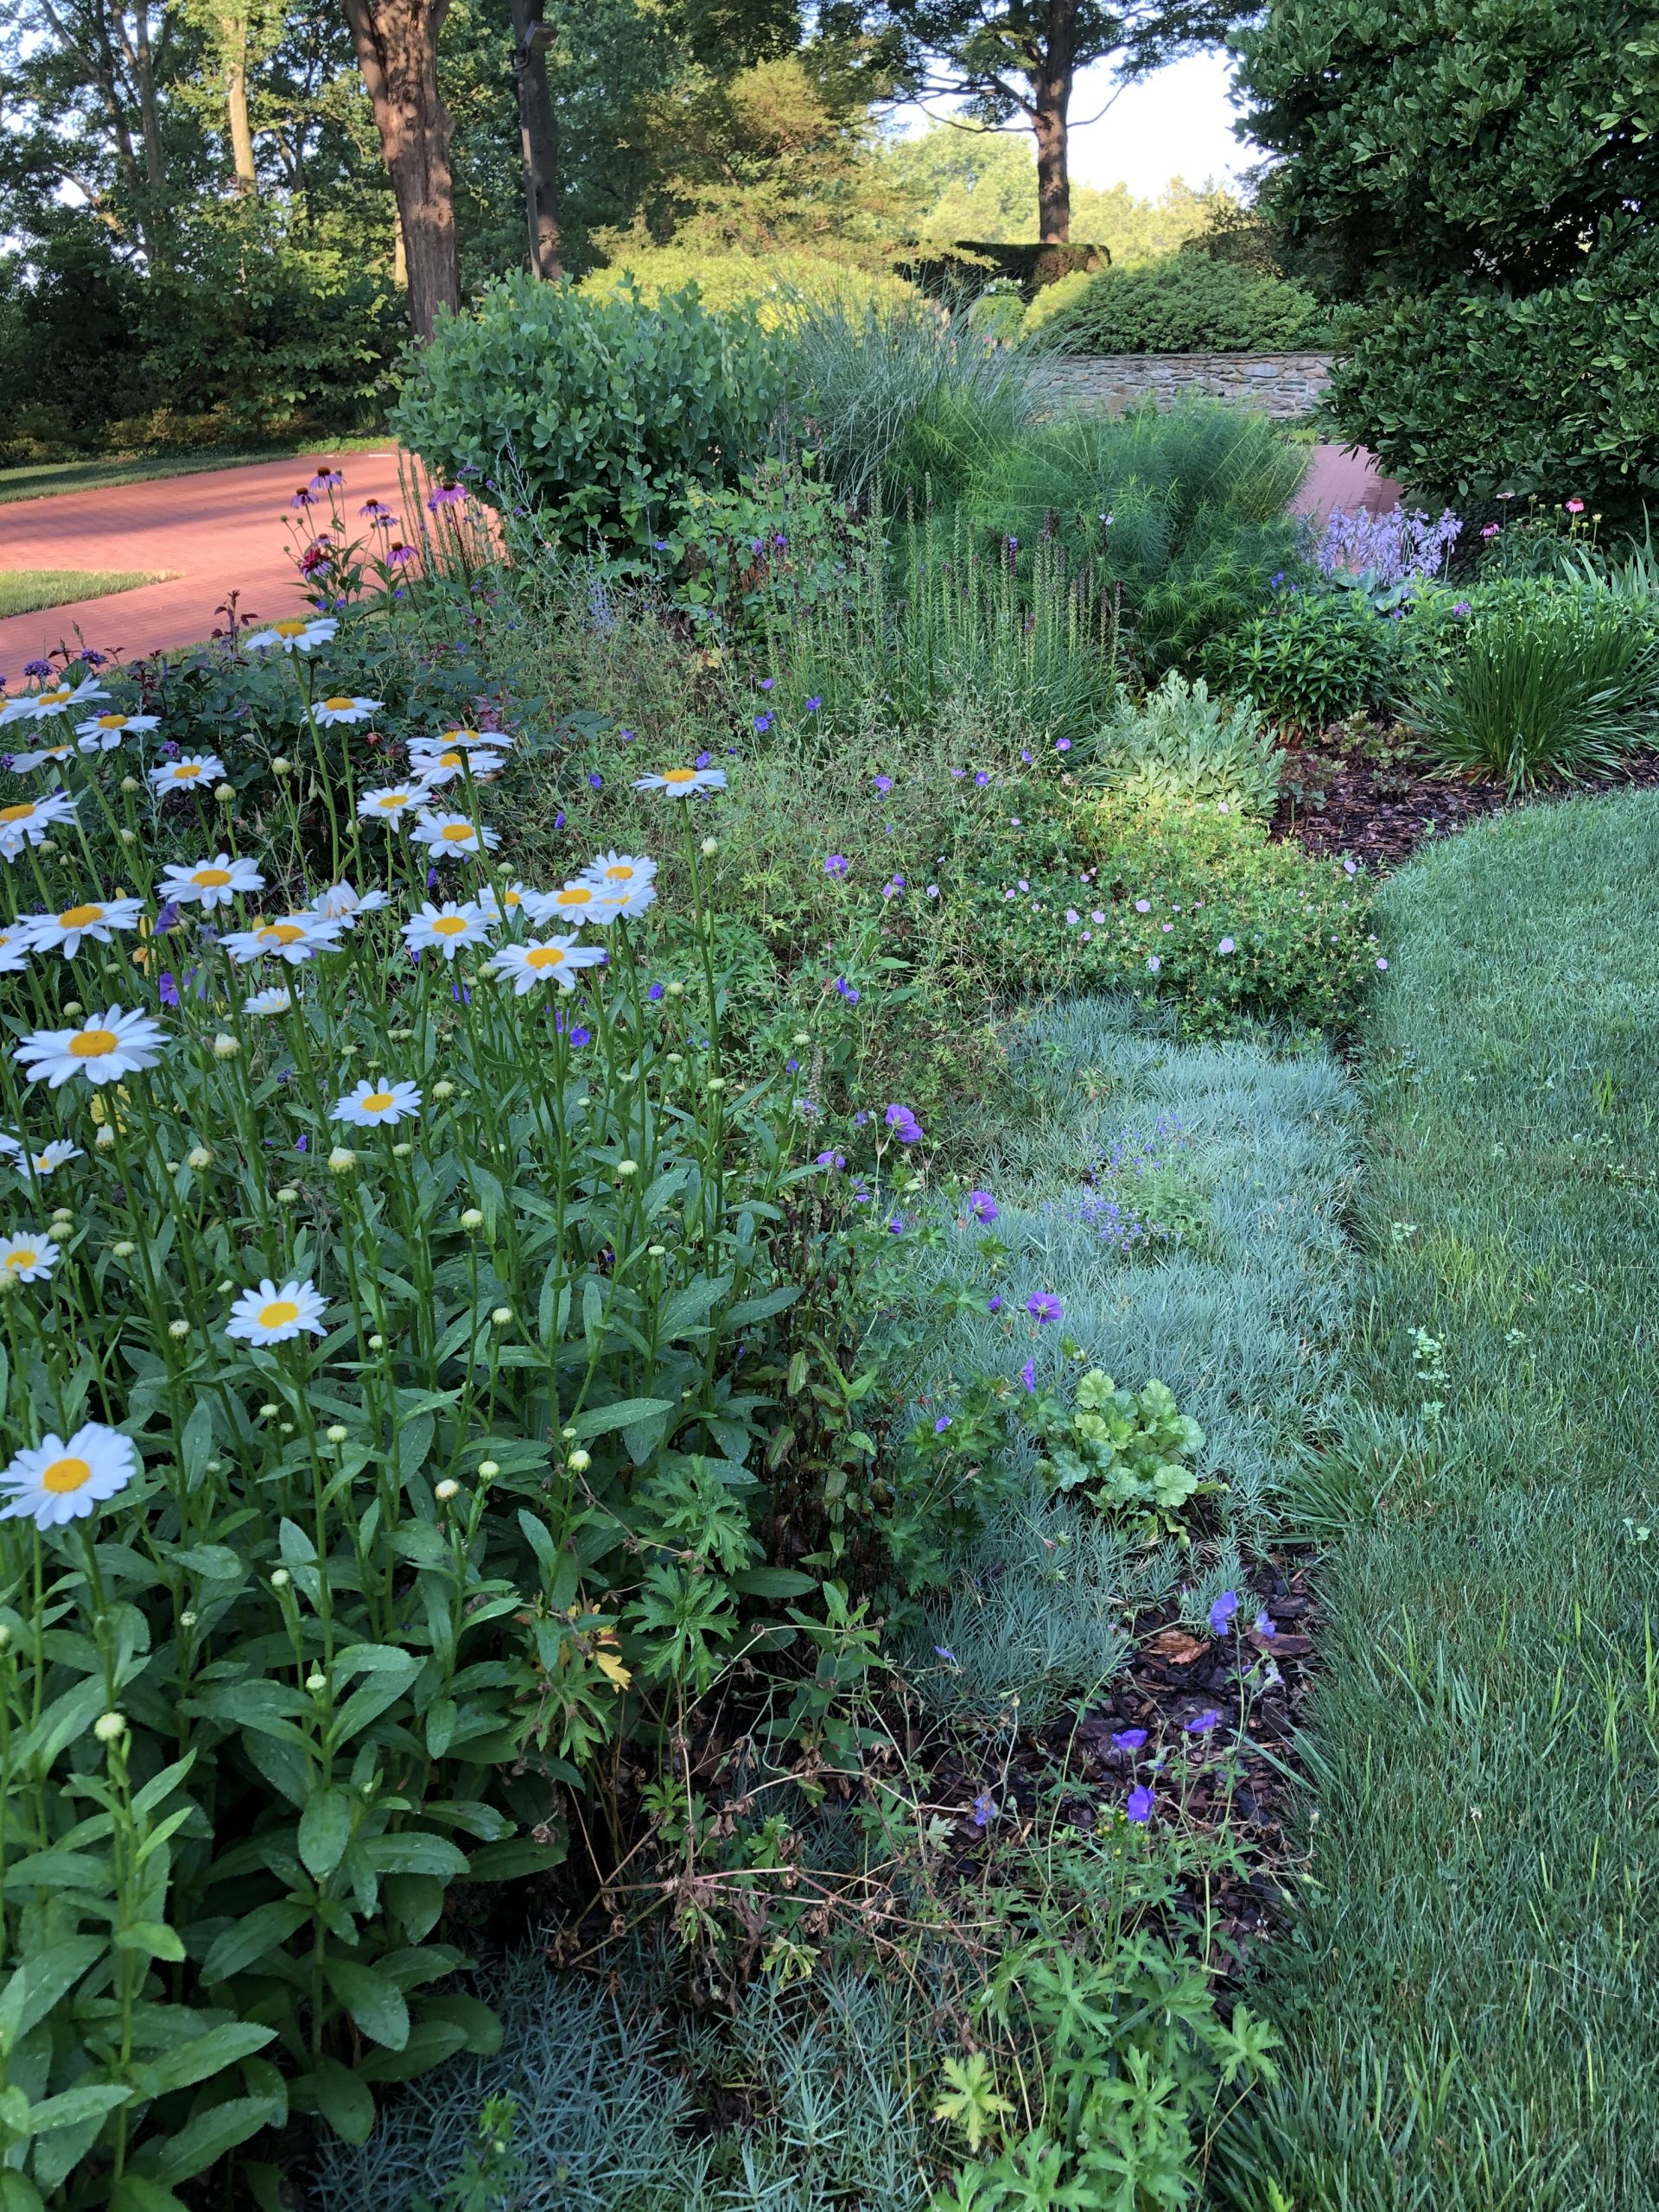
967,1190,999,1224
1112,1728,1148,1751
1209,1591,1239,1635
1126,1785,1154,1824
1318,503,1462,586
1026,1292,1062,1325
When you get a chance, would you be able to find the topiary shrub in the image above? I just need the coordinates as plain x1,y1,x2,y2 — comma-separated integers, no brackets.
576,247,918,327
1029,254,1333,354
389,272,784,555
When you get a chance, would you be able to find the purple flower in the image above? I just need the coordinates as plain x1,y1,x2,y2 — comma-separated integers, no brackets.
967,1190,999,1224
816,1149,846,1169
587,772,604,790
973,771,989,789
988,1294,1002,1314
1111,1728,1148,1751
934,1414,951,1433
554,811,566,830
153,900,181,935
1026,1292,1062,1325
1184,1709,1220,1735
1481,522,1501,540
1126,1785,1154,1823
1055,738,1071,753
648,982,664,1001
1020,1358,1037,1392
695,751,712,769
824,854,850,878
1255,1611,1277,1638
290,486,315,509
1452,600,1471,618
426,868,440,890
934,1645,957,1664
835,976,860,1003
296,1135,308,1154
786,1057,798,1072
971,1789,997,1828
804,696,822,713
428,484,467,510
873,774,893,793
1021,748,1033,763
753,713,773,733
157,971,181,1007
569,1026,592,1047
1376,957,1389,971
760,677,774,692
1135,899,1151,913
887,1214,906,1235
1217,938,1236,956
1209,1591,1239,1636
22,659,54,681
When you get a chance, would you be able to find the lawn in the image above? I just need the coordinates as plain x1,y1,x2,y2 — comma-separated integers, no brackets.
1221,791,1659,2211
0,568,171,616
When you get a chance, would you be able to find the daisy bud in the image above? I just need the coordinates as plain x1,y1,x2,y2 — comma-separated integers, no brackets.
391,1141,413,1159
215,782,234,802
616,1159,639,1178
271,756,292,776
261,1405,280,1421
180,1610,198,1628
212,1033,239,1059
305,1669,327,1693
93,1711,128,1745
707,1077,727,1091
567,1448,592,1473
477,1459,499,1479
112,1240,136,1257
164,1160,179,1173
63,1002,82,1020
119,828,137,845
435,1478,460,1503
206,1459,222,1473
95,1126,116,1148
37,839,55,854
326,1423,348,1443
432,1080,455,1100
270,1567,290,1586
368,1332,385,1351
665,1052,683,1065
217,1280,232,1294
491,1306,512,1326
648,1243,666,1256
793,1032,810,1045
665,981,684,996
120,777,140,794
276,1186,299,1205
460,1207,484,1230
280,1421,295,1434
168,1319,190,1339
49,1208,72,1225
0,1271,20,1298
327,1146,357,1174
561,1426,577,1440
701,836,718,856
187,1146,212,1171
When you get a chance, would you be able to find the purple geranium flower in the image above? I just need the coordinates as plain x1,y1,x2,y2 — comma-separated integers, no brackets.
1020,1358,1037,1392
1185,1709,1220,1735
835,976,860,1003
934,1414,951,1433
1026,1292,1062,1325
1208,1591,1239,1635
967,1190,999,1224
824,854,849,878
1126,1785,1154,1823
971,1790,997,1828
1111,1727,1148,1751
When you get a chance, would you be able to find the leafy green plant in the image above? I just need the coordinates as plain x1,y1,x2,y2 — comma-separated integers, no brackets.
1024,1368,1211,1535
1084,671,1284,819
1402,593,1659,791
389,274,784,555
1028,251,1332,353
1203,588,1395,735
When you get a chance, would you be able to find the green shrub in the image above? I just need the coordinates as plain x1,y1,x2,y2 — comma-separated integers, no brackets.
1203,589,1395,735
1030,252,1332,354
1083,671,1284,819
1325,234,1659,527
389,273,783,555
1017,266,1095,341
575,247,917,326
1026,1368,1211,1535
1402,593,1659,791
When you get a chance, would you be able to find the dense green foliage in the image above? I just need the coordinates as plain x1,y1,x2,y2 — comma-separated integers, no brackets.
1224,794,1659,2210
1030,251,1332,353
390,276,783,554
1203,590,1395,734
1235,0,1659,513
1083,671,1284,819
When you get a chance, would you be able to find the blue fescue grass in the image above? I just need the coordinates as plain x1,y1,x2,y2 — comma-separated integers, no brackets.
1218,791,1659,2211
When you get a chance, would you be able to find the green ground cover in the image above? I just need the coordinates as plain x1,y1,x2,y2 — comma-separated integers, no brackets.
0,569,170,615
1222,791,1659,2210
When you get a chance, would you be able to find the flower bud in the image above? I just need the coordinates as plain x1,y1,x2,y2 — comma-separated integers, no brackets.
706,1077,727,1092
120,776,140,794
368,1332,385,1351
63,1001,82,1020
119,827,137,845
460,1207,484,1230
326,1423,348,1444
701,836,718,856
477,1459,499,1479
665,981,684,997
616,1159,639,1178
270,756,292,777
179,1609,198,1629
391,1141,412,1159
260,1403,280,1421
215,782,235,802
212,1032,239,1059
112,1240,136,1257
432,1080,455,1100
187,1146,212,1171
168,1318,190,1339
270,1567,290,1586
435,1478,460,1503
94,1711,128,1745
327,1146,357,1174
567,1449,592,1473
95,1126,116,1148
792,1031,810,1046
648,1243,666,1256
491,1306,512,1326
305,1669,327,1693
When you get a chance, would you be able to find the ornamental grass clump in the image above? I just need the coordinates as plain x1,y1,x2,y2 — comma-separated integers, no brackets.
0,640,821,2202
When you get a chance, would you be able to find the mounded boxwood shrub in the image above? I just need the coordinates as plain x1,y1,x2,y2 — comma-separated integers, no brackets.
390,272,784,554
1029,253,1333,354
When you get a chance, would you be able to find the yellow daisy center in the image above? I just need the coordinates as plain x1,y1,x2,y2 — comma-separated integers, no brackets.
556,887,593,906
322,696,356,711
173,764,203,780
433,751,463,768
602,865,635,881
57,904,104,929
38,690,70,707
661,768,696,785
258,1299,300,1328
377,793,408,810
273,620,308,638
259,924,307,946
431,916,468,937
42,1455,92,1493
446,729,480,743
0,804,37,824
70,1028,118,1058
194,867,232,887
4,1249,37,1271
96,715,126,729
438,823,473,843
525,946,565,970
360,1091,396,1114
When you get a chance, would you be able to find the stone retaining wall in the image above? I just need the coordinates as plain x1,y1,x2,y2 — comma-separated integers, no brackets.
1033,352,1332,421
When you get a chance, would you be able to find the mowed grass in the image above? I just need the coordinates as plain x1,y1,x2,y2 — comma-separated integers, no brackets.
0,568,170,617
1220,791,1659,2212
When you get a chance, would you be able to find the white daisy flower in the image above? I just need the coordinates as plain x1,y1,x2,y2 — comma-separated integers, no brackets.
539,880,647,926
245,617,338,655
220,915,344,964
76,711,159,750
434,727,511,753
410,811,500,858
311,696,382,727
0,679,107,727
0,927,32,975
8,744,77,773
489,936,607,995
581,851,657,893
0,791,77,859
15,1007,166,1089
0,1422,138,1529
17,1140,83,1179
22,895,144,959
589,880,656,922
403,900,492,960
158,854,265,911
474,880,534,924
149,753,225,796
245,986,293,1015
633,766,726,798
407,743,508,787
357,784,424,824
310,880,389,925
225,1275,328,1345
331,1077,421,1128
0,1234,59,1283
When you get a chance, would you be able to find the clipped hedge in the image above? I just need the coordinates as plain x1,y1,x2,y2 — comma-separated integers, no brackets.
1029,253,1332,354
576,248,917,327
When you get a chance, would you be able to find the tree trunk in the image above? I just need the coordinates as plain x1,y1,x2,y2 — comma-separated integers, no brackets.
218,0,257,194
341,0,461,341
1033,0,1077,243
509,0,561,279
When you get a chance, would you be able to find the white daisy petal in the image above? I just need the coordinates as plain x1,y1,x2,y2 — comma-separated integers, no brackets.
0,1422,138,1529
22,895,145,959
75,712,160,751
18,1139,82,1179
581,850,658,893
245,618,338,655
0,1234,59,1283
225,1274,328,1345
403,900,492,960
488,936,607,995
330,1078,422,1128
357,784,423,824
15,1007,167,1089
158,855,265,911
149,753,225,796
311,696,382,727
410,811,500,858
632,766,726,797
0,791,77,859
